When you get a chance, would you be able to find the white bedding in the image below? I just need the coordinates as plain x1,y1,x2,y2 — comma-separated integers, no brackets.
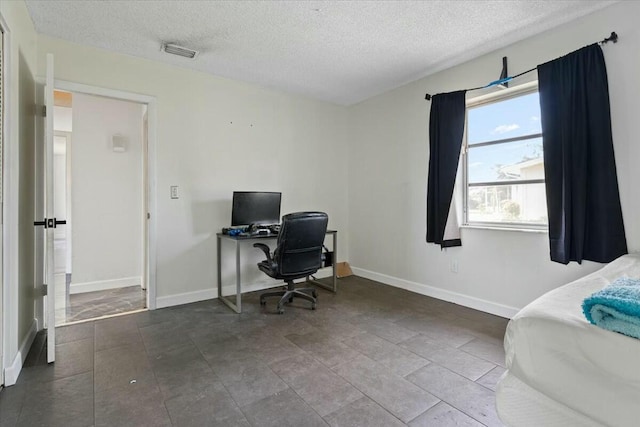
499,254,640,427
497,371,603,427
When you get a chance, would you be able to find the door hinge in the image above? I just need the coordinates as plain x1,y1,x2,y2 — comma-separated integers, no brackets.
42,105,47,117
147,212,151,219
42,284,48,296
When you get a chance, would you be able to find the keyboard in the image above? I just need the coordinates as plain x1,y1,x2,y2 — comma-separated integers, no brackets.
268,224,281,234
252,225,280,236
250,229,272,236
223,224,280,236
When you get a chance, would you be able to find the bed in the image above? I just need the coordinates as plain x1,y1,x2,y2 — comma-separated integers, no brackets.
496,254,640,427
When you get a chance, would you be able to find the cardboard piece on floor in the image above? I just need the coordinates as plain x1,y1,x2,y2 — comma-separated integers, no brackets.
336,262,353,278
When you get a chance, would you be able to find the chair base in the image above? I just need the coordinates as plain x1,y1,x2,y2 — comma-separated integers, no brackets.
260,280,317,314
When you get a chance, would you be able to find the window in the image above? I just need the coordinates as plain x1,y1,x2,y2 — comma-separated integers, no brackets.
464,85,547,228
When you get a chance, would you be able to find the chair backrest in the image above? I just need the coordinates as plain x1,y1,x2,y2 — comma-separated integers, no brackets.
274,212,329,277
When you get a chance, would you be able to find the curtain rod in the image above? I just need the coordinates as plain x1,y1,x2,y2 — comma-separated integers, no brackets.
424,31,618,101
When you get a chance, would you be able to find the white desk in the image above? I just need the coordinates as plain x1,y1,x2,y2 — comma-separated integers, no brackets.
216,230,337,313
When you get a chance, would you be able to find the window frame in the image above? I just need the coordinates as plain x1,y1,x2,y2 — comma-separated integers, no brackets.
462,81,548,231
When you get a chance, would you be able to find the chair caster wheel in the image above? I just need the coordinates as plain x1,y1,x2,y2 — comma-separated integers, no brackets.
311,303,316,310
277,309,284,315
260,299,266,306
312,290,318,298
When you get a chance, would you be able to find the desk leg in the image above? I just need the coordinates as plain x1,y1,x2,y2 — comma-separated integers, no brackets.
333,232,337,292
309,232,338,293
235,239,242,312
218,237,242,314
217,235,222,302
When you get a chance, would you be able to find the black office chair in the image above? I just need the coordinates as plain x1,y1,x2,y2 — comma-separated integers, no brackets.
253,211,329,314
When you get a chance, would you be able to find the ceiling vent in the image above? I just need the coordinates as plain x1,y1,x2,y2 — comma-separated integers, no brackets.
161,43,198,59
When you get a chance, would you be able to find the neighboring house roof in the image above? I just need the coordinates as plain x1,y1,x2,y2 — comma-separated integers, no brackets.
500,157,544,178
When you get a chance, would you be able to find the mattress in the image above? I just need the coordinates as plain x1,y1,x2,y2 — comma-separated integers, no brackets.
499,254,640,427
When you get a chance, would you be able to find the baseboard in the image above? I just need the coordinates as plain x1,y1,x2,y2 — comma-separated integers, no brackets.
220,280,279,296
156,289,217,309
220,268,334,296
351,267,520,319
155,268,334,310
4,319,38,386
70,276,141,294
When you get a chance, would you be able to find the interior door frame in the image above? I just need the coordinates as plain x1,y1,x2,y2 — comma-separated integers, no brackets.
0,11,11,388
53,130,72,276
52,80,158,311
51,130,72,325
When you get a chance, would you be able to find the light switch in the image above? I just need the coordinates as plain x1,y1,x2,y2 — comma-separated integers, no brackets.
170,185,179,199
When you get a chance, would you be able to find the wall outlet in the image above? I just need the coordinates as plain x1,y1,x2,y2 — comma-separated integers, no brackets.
450,259,459,273
170,185,179,199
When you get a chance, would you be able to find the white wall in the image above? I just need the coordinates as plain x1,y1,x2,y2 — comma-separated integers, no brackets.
54,105,71,132
70,93,144,290
36,35,349,304
347,1,640,317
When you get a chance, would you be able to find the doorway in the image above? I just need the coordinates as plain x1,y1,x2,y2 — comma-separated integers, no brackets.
52,88,151,325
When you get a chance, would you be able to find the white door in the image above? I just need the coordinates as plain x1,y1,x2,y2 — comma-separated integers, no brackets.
0,21,5,385
44,54,58,363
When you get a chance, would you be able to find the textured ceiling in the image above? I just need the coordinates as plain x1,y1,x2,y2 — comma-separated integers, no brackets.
25,0,616,105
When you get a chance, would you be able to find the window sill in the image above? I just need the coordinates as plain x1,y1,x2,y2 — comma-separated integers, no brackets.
461,224,548,234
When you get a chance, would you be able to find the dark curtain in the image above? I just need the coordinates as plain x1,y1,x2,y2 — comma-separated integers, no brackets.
426,90,467,248
538,44,627,264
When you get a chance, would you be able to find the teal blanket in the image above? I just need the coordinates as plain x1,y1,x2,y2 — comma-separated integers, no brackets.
582,277,640,339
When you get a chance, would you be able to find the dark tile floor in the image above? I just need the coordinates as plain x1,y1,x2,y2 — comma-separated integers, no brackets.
62,285,147,324
0,276,508,427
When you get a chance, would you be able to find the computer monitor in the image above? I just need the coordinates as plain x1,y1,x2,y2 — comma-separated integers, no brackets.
231,191,282,226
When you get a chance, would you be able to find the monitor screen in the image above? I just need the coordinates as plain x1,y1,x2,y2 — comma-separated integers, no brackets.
231,191,282,226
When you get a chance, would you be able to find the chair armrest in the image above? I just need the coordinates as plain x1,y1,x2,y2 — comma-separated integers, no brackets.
253,243,273,262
